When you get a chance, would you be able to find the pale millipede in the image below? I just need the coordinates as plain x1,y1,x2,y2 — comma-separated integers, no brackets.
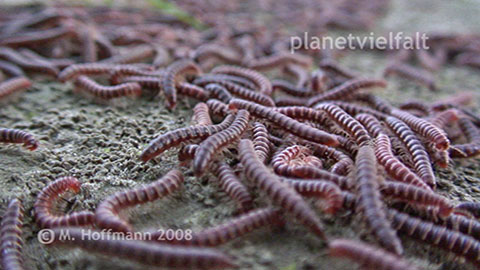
427,108,459,128
374,133,432,190
194,77,275,107
307,78,387,107
161,59,202,109
354,113,385,138
0,198,25,270
252,122,271,164
271,145,313,176
150,207,282,246
391,108,450,151
100,44,155,64
387,208,480,267
95,169,184,233
380,181,453,217
0,26,73,47
197,74,257,90
272,79,314,97
328,238,418,270
176,82,209,102
316,103,372,146
192,102,213,126
0,60,25,77
204,83,233,103
48,227,236,269
319,59,357,79
229,98,339,147
281,178,343,214
0,128,38,151
17,48,74,69
139,114,235,162
383,61,436,91
354,144,403,255
0,76,32,101
206,99,228,117
73,75,142,99
310,69,328,93
238,139,326,239
58,63,128,82
247,52,312,71
283,63,309,87
193,110,250,176
0,47,58,76
79,27,97,63
211,65,273,96
416,48,444,71
385,116,436,188
34,176,95,228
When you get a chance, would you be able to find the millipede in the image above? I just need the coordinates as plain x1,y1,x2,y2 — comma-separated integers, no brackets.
0,26,74,47
192,102,213,126
0,128,38,151
455,202,480,219
383,61,436,91
252,122,271,164
0,76,32,101
204,83,233,103
100,44,155,64
34,176,95,228
0,198,25,270
197,74,257,90
354,113,385,138
95,169,184,233
355,93,394,114
0,60,25,77
283,63,309,87
57,63,120,82
274,106,330,126
319,59,357,79
73,75,142,99
272,79,314,97
206,99,229,117
247,52,312,71
161,59,202,109
310,69,328,93
0,46,59,76
427,108,459,128
211,65,273,96
176,82,210,102
271,145,313,176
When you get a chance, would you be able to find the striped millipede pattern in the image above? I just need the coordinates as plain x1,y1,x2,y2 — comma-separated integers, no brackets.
197,74,257,90
301,140,353,175
0,26,74,47
455,202,480,219
252,122,271,164
206,99,228,117
449,117,480,158
272,79,315,97
0,47,58,76
193,110,250,176
0,199,25,270
283,63,309,87
48,227,235,269
428,108,459,128
162,59,202,109
57,63,145,82
192,102,213,126
100,44,155,64
310,69,328,93
0,128,38,151
0,60,25,77
177,82,210,102
274,106,330,126
319,59,357,79
355,113,385,138
247,52,312,71
327,101,389,120
74,75,142,99
354,144,404,255
229,98,339,146
212,65,272,96
384,61,436,91
355,94,394,114
204,83,233,103
271,145,313,176
34,176,95,229
238,139,326,239
0,76,31,100
95,169,184,233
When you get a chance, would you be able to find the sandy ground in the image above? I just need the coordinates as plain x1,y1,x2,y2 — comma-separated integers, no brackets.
1,0,480,269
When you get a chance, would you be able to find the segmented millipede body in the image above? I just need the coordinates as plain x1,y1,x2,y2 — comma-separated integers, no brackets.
152,207,282,246
274,106,330,126
326,101,389,120
387,208,480,267
307,78,387,107
177,82,209,102
381,182,452,217
284,63,309,87
178,144,199,163
0,60,25,77
193,44,242,65
274,96,310,106
34,176,94,229
384,62,436,91
319,59,357,79
211,65,272,96
58,63,120,82
374,133,431,190
316,103,371,146
0,26,73,47
205,83,232,103
247,52,312,71
354,144,403,255
48,227,235,269
193,110,250,176
0,77,32,100
74,75,141,99
300,140,353,175
18,48,74,69
355,113,385,138
385,116,436,188
194,77,275,107
0,199,25,270
238,139,326,239
399,100,432,116
328,238,417,270
0,128,38,151
229,99,339,146
197,74,257,90
272,79,314,97
192,103,213,126
206,99,228,117
281,166,350,190
95,170,184,233
420,207,480,240
281,179,343,214
140,114,234,162
428,109,459,128
162,59,201,109
108,66,163,85
100,44,155,64
391,109,450,151
271,145,313,176
431,92,475,111
355,93,394,114
0,47,58,76
450,117,480,158
310,69,328,93
455,202,480,219
252,122,271,164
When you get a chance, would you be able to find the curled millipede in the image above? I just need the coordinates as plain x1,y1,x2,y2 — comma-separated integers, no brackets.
391,109,450,151
455,202,480,219
384,61,436,91
0,128,38,151
307,78,387,107
0,60,25,77
193,110,250,176
387,208,480,267
0,47,58,76
95,169,184,233
152,207,281,246
316,103,371,146
0,77,32,101
229,98,339,146
34,176,95,228
205,83,233,103
206,99,228,117
385,116,436,187
381,182,452,217
192,103,213,126
177,82,209,102
272,79,314,97
252,122,271,164
74,75,141,99
283,63,309,87
375,133,431,190
211,65,272,96
300,140,353,176
449,117,480,158
271,145,313,176
328,238,417,270
58,63,119,82
354,144,403,255
162,59,201,109
139,114,234,162
355,113,385,138
281,178,343,214
0,26,73,47
238,139,326,239
48,227,235,269
0,199,25,270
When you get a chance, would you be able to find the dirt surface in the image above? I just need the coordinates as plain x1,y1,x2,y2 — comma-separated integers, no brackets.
1,0,480,270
